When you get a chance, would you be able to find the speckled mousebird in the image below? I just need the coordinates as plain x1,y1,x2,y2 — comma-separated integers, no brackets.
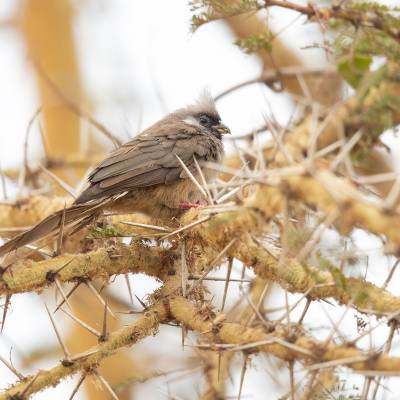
0,92,230,257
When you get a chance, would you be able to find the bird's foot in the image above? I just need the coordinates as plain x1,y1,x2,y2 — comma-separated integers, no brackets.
177,202,203,209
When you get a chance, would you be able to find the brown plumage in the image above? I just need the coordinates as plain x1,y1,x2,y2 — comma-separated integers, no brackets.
0,93,230,257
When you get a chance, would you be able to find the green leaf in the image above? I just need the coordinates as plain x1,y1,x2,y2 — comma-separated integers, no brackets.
338,55,373,88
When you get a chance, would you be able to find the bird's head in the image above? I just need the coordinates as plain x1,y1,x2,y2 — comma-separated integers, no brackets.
178,91,230,139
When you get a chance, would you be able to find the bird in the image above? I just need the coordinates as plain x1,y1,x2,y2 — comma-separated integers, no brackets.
0,93,230,258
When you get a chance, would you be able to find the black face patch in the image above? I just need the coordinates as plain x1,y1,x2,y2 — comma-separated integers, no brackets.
196,113,221,128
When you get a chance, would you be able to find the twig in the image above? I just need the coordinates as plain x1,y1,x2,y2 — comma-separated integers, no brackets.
0,353,24,380
19,107,42,194
38,164,77,198
215,66,335,101
33,60,121,148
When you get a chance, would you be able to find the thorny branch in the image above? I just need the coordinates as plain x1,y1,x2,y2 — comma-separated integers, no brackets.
0,302,167,400
2,175,400,315
193,0,400,43
4,293,400,400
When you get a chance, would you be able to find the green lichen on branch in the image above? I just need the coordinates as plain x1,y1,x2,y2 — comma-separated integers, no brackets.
3,171,400,316
0,302,167,400
0,242,166,295
4,294,400,400
170,296,400,372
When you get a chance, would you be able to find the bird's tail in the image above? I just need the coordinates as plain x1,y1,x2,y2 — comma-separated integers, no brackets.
0,201,104,258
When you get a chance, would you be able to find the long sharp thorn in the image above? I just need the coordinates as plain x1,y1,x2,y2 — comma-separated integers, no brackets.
54,278,72,311
68,374,86,400
188,239,236,294
69,349,99,362
188,275,251,283
298,297,311,325
289,361,295,400
95,371,120,400
44,303,70,360
181,324,186,350
238,355,248,400
382,259,400,290
86,282,116,318
193,155,213,205
20,372,40,398
221,258,233,312
120,221,171,232
134,294,147,310
61,308,100,338
124,274,134,306
54,257,75,275
161,216,210,241
181,242,188,298
54,282,80,313
100,298,109,342
175,154,207,199
1,294,11,333
217,352,222,383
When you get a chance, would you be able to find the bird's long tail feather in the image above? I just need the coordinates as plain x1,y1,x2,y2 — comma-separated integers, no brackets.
0,202,104,258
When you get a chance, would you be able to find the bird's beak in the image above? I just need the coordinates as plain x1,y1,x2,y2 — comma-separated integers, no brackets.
214,123,231,135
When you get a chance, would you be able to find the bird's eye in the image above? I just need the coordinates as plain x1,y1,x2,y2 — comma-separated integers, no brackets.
199,115,211,126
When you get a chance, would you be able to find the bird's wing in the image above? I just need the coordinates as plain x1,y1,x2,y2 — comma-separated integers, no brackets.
75,131,211,203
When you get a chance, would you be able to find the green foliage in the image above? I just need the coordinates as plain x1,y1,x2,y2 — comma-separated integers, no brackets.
190,0,259,31
347,1,400,12
87,223,124,239
338,55,372,88
235,30,273,54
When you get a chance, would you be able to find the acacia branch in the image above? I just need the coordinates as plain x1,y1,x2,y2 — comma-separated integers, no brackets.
170,296,400,374
2,173,400,316
0,242,165,295
0,301,167,400
264,0,400,42
196,0,400,43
